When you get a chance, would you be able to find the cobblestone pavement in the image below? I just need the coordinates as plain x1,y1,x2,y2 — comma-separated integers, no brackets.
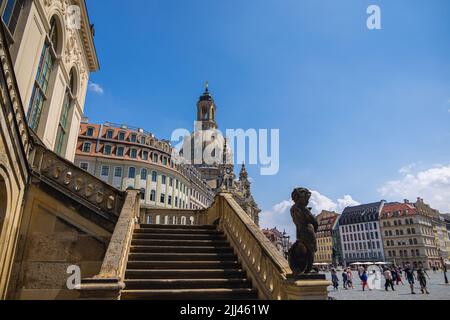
324,271,450,300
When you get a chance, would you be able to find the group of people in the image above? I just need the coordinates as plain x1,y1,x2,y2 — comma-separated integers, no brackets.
330,263,432,295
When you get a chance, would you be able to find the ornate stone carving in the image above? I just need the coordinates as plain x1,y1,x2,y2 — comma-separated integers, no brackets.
288,188,319,275
32,142,125,217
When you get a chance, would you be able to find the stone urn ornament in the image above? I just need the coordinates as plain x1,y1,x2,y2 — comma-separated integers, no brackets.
288,188,319,275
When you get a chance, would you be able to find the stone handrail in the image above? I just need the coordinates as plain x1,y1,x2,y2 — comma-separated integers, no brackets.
78,189,140,299
142,208,207,226
207,193,330,300
30,142,126,223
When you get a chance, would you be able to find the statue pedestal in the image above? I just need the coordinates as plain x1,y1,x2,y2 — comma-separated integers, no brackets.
284,274,331,300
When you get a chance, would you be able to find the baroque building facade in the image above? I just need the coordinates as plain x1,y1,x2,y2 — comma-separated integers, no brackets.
339,201,386,265
380,201,443,269
74,120,215,213
5,0,98,161
315,211,340,265
0,0,128,300
181,85,261,225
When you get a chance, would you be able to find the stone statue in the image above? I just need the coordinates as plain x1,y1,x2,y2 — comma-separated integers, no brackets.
288,188,318,275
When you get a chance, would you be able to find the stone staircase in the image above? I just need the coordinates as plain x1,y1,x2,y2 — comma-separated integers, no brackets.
121,224,258,300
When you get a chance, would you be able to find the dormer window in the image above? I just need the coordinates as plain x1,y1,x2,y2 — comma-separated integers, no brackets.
106,130,113,139
130,134,137,143
86,127,94,137
118,131,125,141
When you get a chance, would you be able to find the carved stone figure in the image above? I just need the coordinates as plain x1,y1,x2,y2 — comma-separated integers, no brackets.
288,188,318,275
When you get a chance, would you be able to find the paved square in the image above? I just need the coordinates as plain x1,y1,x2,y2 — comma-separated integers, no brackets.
324,271,450,300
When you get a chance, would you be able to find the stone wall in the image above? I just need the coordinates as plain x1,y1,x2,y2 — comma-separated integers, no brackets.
8,186,111,300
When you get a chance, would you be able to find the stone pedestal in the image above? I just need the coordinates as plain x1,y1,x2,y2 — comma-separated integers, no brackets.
284,274,331,300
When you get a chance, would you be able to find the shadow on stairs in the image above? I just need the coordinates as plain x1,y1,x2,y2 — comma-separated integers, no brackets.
121,224,259,300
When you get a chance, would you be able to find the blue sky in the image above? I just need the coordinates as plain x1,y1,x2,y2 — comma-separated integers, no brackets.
85,0,450,235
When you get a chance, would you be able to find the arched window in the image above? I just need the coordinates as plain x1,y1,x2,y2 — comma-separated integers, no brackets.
141,168,148,180
150,190,156,202
55,68,77,155
151,171,157,182
128,167,136,179
28,16,59,132
0,176,8,235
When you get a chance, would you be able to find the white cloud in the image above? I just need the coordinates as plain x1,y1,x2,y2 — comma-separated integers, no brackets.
88,82,104,95
379,164,450,213
337,195,360,212
260,191,360,239
398,162,421,175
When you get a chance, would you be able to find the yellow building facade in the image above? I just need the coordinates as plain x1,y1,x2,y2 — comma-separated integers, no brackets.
315,211,340,264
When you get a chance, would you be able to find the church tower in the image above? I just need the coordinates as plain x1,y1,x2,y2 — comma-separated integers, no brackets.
197,82,218,131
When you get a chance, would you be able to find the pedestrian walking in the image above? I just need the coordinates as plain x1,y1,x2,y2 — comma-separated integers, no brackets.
384,268,395,291
346,268,354,289
417,265,430,295
331,269,339,291
404,264,416,294
395,267,404,285
444,264,449,284
361,270,371,291
342,270,348,290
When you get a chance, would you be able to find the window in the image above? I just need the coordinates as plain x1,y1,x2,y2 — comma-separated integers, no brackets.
130,134,137,142
160,194,165,204
141,168,148,180
2,0,24,35
140,188,146,200
153,153,158,163
28,17,58,131
128,167,136,179
101,166,110,177
168,196,172,206
142,151,149,161
104,145,112,155
150,190,156,202
162,157,167,166
80,162,89,171
106,130,113,139
86,127,94,137
55,71,76,156
82,142,91,153
114,167,123,178
130,148,137,159
118,131,125,141
161,175,166,185
152,171,157,182
169,178,173,187
117,146,124,157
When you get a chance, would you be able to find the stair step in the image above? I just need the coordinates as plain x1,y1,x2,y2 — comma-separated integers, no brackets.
124,278,252,290
130,246,234,254
127,261,240,270
131,239,229,247
128,253,236,262
133,233,225,240
140,224,216,230
135,228,221,235
121,288,258,300
125,269,247,280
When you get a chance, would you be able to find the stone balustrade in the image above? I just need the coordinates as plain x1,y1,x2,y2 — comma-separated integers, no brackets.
30,142,126,221
142,208,207,226
78,190,140,299
207,193,330,300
